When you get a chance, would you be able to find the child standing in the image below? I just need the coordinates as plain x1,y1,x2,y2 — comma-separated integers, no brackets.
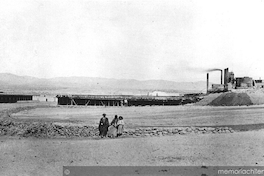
117,116,124,137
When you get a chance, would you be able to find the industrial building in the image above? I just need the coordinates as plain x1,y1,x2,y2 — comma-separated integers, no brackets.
56,94,200,106
0,94,33,103
207,67,262,93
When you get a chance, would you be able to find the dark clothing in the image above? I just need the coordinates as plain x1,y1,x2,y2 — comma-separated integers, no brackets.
110,118,118,127
108,117,118,138
99,117,109,137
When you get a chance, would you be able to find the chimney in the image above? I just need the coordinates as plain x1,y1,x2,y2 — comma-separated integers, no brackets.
207,73,209,93
224,68,229,85
221,70,223,84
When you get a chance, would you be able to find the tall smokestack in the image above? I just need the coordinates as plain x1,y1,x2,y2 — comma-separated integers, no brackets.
224,68,229,85
207,73,209,93
221,70,223,84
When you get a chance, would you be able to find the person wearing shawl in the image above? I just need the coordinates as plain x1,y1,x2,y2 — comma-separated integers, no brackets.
107,115,119,138
98,113,109,138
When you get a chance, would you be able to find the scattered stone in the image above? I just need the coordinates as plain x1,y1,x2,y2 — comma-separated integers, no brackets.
179,131,187,135
172,129,178,134
145,127,152,131
158,131,163,135
162,131,168,135
185,127,192,132
0,118,237,138
177,127,185,131
207,127,215,131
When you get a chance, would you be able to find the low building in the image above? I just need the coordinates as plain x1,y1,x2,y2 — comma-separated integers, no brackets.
33,95,57,102
0,94,33,103
148,91,180,97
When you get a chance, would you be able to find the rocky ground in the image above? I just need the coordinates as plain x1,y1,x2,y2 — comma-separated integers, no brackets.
0,118,236,139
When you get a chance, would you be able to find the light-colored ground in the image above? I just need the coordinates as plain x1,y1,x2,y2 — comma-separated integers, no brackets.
0,130,264,176
1,102,264,176
0,101,55,112
11,104,264,128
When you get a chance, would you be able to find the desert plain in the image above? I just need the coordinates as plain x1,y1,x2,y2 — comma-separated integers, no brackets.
0,101,264,176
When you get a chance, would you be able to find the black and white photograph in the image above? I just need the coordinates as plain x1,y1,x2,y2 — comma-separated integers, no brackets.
0,0,264,175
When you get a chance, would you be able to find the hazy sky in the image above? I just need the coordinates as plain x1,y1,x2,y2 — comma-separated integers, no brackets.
0,0,264,83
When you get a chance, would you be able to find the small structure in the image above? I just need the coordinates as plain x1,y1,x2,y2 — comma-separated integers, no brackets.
210,84,225,92
255,79,264,88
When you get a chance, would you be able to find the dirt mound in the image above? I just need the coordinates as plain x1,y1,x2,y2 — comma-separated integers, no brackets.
195,89,264,106
209,92,253,106
195,93,222,106
246,89,264,105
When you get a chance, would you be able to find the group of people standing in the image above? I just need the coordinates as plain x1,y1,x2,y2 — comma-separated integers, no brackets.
98,113,124,138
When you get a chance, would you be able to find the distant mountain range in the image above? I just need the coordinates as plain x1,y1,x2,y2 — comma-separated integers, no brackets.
0,73,209,95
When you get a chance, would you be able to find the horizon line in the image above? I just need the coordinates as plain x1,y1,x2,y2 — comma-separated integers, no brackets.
0,72,208,83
